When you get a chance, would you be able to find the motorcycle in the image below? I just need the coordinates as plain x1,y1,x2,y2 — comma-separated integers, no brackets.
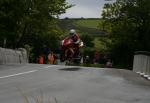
60,37,83,65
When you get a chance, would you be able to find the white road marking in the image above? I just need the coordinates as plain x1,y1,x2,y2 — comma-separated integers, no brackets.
0,70,38,79
0,65,55,79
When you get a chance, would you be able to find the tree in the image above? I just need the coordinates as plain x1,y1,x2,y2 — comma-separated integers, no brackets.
0,0,72,62
80,34,94,47
0,0,71,48
101,0,150,69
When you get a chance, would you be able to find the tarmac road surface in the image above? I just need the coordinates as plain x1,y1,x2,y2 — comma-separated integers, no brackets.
0,64,150,103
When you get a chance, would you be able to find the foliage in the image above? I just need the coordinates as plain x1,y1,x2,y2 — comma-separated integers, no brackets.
80,34,94,47
101,0,150,69
0,0,71,62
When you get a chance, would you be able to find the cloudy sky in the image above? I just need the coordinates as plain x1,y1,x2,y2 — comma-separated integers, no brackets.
60,0,113,18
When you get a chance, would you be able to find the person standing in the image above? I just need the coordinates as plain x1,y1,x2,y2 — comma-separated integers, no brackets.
38,54,45,64
48,52,55,64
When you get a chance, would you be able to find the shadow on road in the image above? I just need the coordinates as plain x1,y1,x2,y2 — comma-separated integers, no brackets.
59,67,82,71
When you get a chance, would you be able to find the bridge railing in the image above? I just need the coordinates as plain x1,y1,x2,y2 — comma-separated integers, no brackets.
0,47,28,64
133,51,150,80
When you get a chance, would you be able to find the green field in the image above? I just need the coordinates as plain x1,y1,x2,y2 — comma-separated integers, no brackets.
74,19,100,29
59,18,106,36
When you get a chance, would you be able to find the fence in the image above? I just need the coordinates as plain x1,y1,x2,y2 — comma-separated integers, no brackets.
0,47,28,64
133,51,150,80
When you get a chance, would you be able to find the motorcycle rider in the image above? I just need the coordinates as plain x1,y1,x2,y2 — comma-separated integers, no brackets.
69,29,82,57
60,29,83,62
69,29,80,43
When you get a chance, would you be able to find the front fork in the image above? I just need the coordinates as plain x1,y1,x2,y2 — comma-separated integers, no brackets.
65,48,74,58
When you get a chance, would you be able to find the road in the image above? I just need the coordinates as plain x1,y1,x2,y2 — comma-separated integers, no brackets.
0,64,150,103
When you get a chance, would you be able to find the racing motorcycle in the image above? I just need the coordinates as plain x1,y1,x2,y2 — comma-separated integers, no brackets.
60,37,83,65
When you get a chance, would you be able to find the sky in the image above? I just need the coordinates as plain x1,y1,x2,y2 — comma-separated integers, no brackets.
60,0,113,18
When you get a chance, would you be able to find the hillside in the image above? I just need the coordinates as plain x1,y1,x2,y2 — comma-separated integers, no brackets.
58,18,107,36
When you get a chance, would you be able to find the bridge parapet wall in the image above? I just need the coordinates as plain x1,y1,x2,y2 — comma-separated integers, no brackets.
0,47,28,64
133,51,150,79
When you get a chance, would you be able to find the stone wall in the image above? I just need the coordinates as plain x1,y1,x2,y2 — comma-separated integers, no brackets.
0,47,28,64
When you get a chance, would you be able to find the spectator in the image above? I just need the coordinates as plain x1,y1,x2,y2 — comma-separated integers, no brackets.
94,51,100,64
106,59,112,68
48,52,57,64
85,55,90,64
38,54,45,64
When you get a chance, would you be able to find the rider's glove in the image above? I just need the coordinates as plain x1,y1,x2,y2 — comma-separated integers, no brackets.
74,40,80,44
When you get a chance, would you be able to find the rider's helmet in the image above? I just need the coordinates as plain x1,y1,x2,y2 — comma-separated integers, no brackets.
69,29,76,35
